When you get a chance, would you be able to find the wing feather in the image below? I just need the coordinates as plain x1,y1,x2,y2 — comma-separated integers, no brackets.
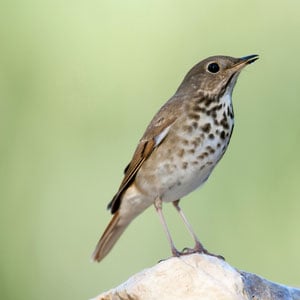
108,118,175,213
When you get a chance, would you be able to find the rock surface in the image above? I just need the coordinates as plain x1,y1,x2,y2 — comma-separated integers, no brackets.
92,254,300,300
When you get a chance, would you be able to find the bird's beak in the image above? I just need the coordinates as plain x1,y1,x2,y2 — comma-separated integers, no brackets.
240,54,259,65
230,54,259,72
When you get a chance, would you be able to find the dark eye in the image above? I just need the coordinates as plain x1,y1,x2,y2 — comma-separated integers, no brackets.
207,62,220,73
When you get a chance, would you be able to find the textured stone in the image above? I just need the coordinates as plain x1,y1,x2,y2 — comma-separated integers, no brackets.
92,254,300,300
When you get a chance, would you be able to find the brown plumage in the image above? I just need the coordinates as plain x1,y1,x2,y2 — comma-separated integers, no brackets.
92,55,258,262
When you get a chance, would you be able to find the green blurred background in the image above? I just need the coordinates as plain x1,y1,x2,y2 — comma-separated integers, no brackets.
1,0,300,299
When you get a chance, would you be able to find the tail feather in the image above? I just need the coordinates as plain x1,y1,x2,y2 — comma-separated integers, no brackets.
91,211,129,262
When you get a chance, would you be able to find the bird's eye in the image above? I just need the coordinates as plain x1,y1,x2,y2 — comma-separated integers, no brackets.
207,62,220,73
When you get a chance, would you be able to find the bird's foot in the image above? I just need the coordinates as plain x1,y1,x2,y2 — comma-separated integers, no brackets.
201,248,225,260
177,243,225,260
170,242,225,260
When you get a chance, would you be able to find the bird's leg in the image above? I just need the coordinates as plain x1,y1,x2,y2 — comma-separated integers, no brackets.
154,198,181,257
172,200,224,259
172,199,206,253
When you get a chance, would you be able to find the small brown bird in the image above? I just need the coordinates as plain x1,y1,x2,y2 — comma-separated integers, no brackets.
92,54,258,262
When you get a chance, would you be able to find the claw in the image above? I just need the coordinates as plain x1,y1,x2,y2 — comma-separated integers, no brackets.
181,247,196,254
171,247,182,257
202,248,225,260
180,244,225,260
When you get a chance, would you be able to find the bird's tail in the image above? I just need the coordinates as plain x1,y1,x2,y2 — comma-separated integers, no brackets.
91,211,130,262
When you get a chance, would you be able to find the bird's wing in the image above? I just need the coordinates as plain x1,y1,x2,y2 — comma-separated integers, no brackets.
107,116,176,213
